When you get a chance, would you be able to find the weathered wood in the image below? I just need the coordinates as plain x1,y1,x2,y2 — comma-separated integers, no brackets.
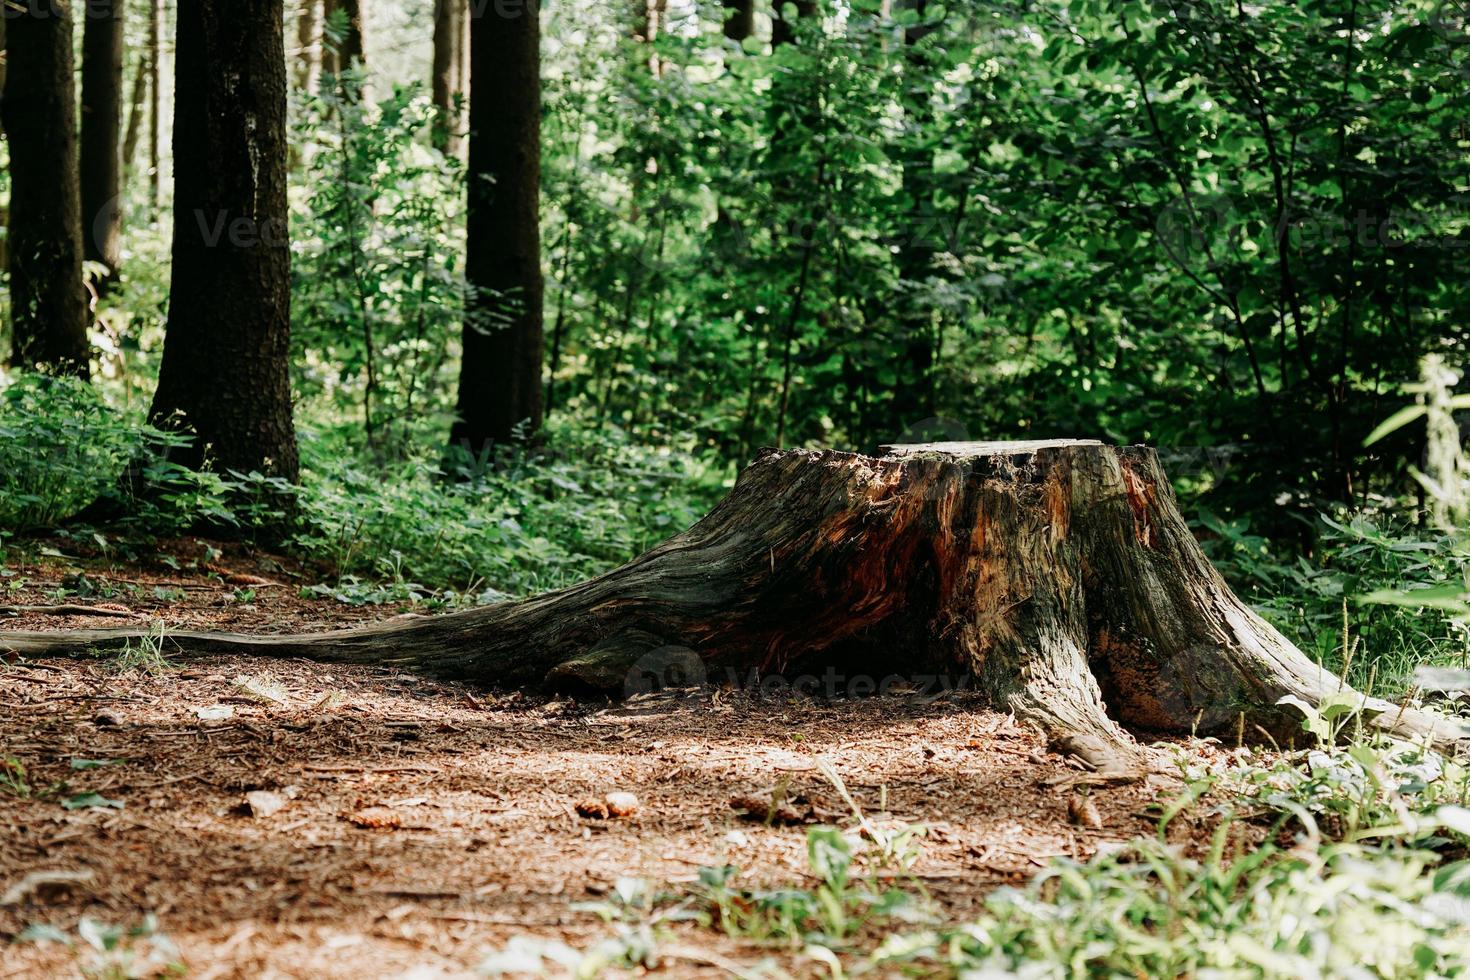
3,442,1463,772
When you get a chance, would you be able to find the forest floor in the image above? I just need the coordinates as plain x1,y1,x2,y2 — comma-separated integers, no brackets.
0,542,1243,978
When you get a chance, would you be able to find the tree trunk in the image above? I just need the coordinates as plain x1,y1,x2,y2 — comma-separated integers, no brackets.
632,0,665,76
430,0,463,155
122,48,150,177
295,0,322,90
451,0,543,455
890,0,937,430
6,442,1463,771
81,0,127,290
338,0,363,69
0,12,8,272
456,0,468,96
148,0,161,213
723,0,755,42
319,0,340,80
148,0,299,482
3,0,90,376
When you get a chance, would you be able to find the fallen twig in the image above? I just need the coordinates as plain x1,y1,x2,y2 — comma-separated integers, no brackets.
0,604,141,619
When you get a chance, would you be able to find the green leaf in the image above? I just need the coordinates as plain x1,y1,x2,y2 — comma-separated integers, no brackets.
1360,584,1469,612
1276,694,1329,741
1363,405,1426,446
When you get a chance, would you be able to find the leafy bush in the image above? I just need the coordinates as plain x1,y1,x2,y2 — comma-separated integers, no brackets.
291,75,466,457
1204,508,1469,692
879,836,1470,977
0,374,728,600
289,420,728,599
1205,358,1470,694
0,374,152,533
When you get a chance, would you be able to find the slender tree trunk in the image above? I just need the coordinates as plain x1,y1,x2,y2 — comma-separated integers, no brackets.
319,0,340,79
545,96,586,415
3,0,90,375
0,13,8,272
295,0,322,90
451,0,543,455
431,0,463,155
149,0,299,481
338,0,363,68
122,48,149,175
891,0,937,430
632,0,665,75
722,0,754,42
81,0,127,291
148,0,161,213
765,0,819,444
456,0,468,96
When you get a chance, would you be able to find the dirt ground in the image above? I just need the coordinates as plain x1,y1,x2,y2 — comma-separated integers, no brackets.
0,545,1232,978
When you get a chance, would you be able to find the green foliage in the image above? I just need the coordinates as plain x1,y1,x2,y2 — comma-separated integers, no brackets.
0,756,31,798
291,76,466,457
503,737,1470,977
1205,359,1470,692
1362,357,1470,636
1206,507,1469,690
0,375,152,533
289,420,726,599
530,0,1469,520
0,375,727,600
695,827,926,948
881,836,1470,977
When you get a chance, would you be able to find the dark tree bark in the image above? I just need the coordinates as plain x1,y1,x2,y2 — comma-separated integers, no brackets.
722,0,755,42
3,0,90,375
451,0,544,455
8,443,1463,773
81,0,127,290
149,0,299,481
295,0,322,90
431,0,463,155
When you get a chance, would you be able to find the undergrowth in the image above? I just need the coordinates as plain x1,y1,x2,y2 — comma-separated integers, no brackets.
482,729,1470,978
0,373,728,602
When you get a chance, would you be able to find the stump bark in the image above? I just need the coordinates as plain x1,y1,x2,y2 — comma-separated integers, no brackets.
3,441,1464,771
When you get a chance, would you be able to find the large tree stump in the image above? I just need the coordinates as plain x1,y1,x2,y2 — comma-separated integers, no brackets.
3,441,1464,772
